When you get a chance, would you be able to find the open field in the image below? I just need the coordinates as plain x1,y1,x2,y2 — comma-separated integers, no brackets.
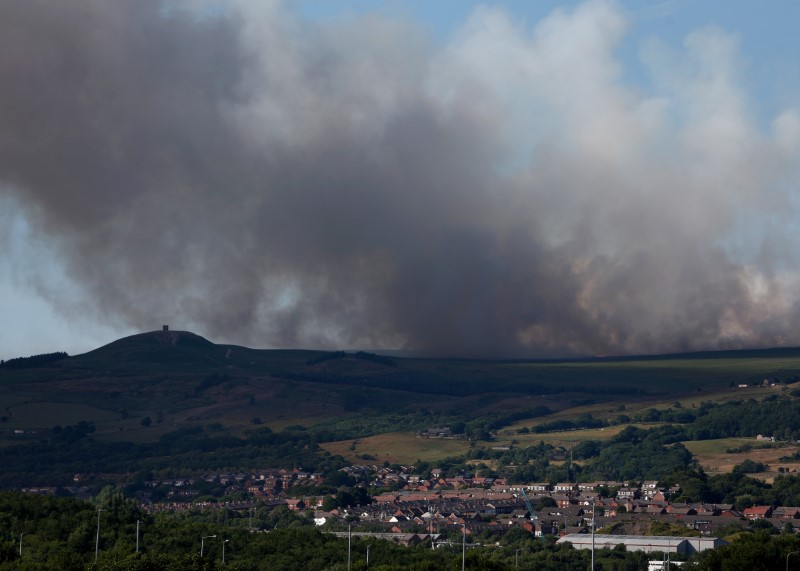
682,437,800,476
321,432,473,465
681,438,765,456
494,423,660,448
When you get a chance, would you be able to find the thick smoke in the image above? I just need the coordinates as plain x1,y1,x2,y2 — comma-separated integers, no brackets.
1,0,799,357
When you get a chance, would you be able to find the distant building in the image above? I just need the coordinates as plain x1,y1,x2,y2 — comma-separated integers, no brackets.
162,325,169,332
417,427,462,439
557,534,726,554
743,506,772,520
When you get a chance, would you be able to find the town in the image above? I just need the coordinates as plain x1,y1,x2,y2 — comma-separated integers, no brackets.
19,463,795,552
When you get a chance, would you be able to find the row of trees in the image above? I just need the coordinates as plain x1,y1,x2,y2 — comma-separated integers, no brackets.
0,423,350,488
525,396,800,441
0,351,68,369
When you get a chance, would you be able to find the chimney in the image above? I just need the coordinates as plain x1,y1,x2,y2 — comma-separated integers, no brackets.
162,325,169,332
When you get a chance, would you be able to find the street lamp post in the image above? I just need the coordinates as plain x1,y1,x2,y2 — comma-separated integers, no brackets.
136,520,140,554
222,539,230,564
366,545,370,569
590,500,595,571
95,509,105,563
787,550,800,571
515,548,521,570
201,535,216,557
19,533,23,558
462,522,466,571
348,524,352,571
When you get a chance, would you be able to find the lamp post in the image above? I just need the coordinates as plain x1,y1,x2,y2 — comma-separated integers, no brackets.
515,548,521,570
366,545,370,569
347,523,352,571
462,522,466,571
222,539,230,564
95,509,105,563
590,500,595,571
201,535,216,557
19,533,23,558
136,520,140,554
787,550,800,571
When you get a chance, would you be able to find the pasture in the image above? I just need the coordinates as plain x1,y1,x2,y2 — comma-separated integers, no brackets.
682,437,800,477
321,432,472,465
494,423,654,448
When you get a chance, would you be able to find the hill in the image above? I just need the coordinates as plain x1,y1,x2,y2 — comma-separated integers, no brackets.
2,331,800,438
3,330,800,489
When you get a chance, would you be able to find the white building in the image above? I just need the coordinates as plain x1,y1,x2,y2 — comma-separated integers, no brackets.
556,534,726,555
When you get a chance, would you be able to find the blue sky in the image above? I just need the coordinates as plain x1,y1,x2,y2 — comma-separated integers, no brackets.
295,0,800,122
1,0,799,359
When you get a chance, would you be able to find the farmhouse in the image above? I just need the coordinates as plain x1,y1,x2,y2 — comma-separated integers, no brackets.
417,427,456,438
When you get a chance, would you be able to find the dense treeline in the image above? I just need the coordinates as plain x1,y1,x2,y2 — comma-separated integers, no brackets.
688,531,800,570
532,412,606,433
518,393,800,444
0,424,349,488
687,397,800,441
462,406,553,440
529,396,800,442
0,351,68,369
664,468,800,510
498,426,695,484
628,396,800,441
0,405,557,488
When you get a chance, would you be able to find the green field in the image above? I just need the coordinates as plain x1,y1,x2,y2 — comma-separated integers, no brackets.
680,437,800,476
494,423,658,448
680,437,764,456
321,432,473,464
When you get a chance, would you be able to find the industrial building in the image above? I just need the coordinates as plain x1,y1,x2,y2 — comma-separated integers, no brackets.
556,534,726,555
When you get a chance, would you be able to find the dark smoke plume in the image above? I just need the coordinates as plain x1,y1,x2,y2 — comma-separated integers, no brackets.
1,0,799,357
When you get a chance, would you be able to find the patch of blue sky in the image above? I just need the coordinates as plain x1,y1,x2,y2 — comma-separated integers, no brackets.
294,0,799,130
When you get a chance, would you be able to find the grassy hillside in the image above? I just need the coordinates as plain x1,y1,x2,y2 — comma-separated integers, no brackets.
2,330,800,445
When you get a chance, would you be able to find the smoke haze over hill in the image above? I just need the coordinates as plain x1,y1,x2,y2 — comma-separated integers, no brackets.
1,0,799,357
